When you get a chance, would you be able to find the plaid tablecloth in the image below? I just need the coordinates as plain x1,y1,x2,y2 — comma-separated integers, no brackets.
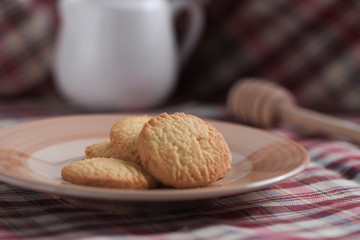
2,0,360,238
1,100,360,240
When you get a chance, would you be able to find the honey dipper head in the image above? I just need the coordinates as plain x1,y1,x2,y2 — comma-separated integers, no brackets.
227,78,295,128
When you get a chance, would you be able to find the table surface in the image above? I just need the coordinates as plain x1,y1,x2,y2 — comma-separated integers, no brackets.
1,96,360,240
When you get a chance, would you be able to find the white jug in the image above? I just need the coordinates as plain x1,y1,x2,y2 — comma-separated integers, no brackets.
54,0,203,110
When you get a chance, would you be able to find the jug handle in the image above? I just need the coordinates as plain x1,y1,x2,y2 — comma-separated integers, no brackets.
170,0,204,66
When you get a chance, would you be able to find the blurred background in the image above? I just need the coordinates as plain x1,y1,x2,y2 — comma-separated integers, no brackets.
1,0,360,120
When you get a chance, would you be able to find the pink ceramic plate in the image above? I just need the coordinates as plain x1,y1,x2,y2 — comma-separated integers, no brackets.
0,114,309,206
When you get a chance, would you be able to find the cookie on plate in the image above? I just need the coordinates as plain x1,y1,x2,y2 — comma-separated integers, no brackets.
137,112,232,188
61,157,157,189
110,115,151,164
85,140,123,159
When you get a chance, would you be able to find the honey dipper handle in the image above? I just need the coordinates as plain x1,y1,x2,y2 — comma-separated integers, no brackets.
280,104,360,143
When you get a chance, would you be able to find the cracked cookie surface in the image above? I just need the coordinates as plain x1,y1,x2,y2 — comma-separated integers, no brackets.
110,115,151,163
137,112,232,188
61,157,157,189
85,140,123,159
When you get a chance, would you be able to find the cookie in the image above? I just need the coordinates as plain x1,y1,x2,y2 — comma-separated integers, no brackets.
85,140,123,159
137,112,232,188
110,115,151,164
61,158,157,189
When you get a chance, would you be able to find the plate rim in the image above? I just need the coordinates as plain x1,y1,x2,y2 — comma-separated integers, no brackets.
0,114,310,201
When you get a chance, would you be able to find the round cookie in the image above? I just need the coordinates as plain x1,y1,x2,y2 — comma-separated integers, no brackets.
110,115,151,164
61,158,157,189
85,140,123,159
137,112,232,188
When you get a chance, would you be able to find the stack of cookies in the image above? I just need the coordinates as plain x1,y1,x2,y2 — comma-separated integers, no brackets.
61,112,232,189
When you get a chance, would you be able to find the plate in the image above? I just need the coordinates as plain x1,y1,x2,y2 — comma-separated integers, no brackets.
0,114,309,213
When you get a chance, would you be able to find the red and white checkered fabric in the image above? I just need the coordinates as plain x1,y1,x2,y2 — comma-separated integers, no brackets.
1,0,360,114
1,116,360,239
179,0,360,113
0,0,56,96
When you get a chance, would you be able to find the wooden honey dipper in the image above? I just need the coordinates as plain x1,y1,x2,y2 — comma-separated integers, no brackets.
227,78,360,143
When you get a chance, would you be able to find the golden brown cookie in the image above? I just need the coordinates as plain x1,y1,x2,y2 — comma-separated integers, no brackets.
85,140,123,159
110,115,151,164
61,158,157,189
137,112,232,188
